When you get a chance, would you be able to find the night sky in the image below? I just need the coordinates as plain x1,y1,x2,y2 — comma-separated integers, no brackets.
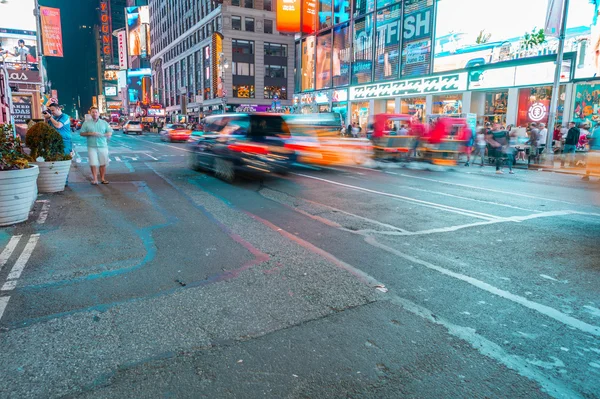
40,0,97,119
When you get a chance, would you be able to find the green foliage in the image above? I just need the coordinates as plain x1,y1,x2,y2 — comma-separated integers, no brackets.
475,30,491,44
521,28,546,50
25,122,72,162
0,124,30,171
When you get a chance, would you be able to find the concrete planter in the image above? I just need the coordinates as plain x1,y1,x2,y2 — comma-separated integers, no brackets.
0,165,39,226
33,160,71,193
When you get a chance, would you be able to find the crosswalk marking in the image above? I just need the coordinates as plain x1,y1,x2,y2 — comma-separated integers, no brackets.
0,235,22,273
3,234,40,289
0,296,9,322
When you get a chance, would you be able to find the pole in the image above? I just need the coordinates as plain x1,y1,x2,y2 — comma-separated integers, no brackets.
34,0,47,96
544,0,570,166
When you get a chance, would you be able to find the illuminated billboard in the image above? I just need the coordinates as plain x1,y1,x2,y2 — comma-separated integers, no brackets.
99,1,112,63
126,6,151,58
302,0,317,34
105,86,117,96
276,0,301,33
127,68,152,105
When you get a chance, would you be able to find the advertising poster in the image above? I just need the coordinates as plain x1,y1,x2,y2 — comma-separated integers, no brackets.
212,33,223,98
40,7,63,57
401,0,435,77
433,0,593,74
316,32,332,90
333,0,351,25
276,0,301,33
126,6,151,58
301,36,316,91
572,83,600,125
318,0,332,30
332,23,351,86
11,94,32,124
127,68,151,104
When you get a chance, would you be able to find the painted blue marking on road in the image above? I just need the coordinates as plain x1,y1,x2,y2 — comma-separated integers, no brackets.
123,161,135,173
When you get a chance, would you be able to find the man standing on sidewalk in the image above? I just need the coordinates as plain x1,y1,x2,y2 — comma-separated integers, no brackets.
487,123,514,174
80,107,112,185
562,122,580,167
43,103,72,156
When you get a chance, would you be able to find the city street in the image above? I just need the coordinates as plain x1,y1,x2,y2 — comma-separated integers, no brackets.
0,131,599,398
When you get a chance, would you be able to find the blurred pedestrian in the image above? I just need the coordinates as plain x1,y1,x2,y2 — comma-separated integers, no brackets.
80,107,113,185
459,126,474,167
527,122,540,163
538,123,548,153
474,127,487,166
583,122,600,181
562,122,580,167
487,123,514,174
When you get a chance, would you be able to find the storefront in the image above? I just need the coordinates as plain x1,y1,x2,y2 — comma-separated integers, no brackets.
572,81,600,127
431,94,463,118
399,97,426,123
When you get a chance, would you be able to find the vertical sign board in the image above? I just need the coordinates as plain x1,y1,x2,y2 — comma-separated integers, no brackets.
100,1,113,64
11,94,33,124
277,0,301,33
211,33,223,98
40,7,64,57
302,0,317,34
118,31,128,70
401,0,435,77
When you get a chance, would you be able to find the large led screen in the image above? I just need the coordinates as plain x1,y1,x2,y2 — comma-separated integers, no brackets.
374,4,401,81
333,23,351,86
352,14,374,85
316,31,332,90
126,6,151,57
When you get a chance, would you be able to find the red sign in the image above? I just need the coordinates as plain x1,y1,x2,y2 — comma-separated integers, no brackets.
40,7,63,57
302,0,317,34
276,0,301,33
100,1,113,64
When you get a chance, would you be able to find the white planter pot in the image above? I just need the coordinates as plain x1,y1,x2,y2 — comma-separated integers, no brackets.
33,160,72,193
0,165,39,226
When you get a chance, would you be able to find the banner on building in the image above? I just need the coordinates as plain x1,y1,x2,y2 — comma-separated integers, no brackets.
545,0,565,38
401,0,435,78
302,0,317,34
40,6,63,57
276,0,301,33
100,1,113,64
118,31,128,69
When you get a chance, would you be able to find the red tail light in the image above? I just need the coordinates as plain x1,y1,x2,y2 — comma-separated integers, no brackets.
228,143,269,155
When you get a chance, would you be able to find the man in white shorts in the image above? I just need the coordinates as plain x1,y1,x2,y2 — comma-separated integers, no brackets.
80,107,112,185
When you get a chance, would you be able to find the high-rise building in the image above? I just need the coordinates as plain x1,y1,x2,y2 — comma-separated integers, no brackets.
149,0,295,121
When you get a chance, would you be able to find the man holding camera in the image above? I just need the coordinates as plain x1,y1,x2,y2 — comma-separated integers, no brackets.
43,103,72,156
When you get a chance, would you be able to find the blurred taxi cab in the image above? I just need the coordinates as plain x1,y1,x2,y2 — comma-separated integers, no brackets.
160,123,192,142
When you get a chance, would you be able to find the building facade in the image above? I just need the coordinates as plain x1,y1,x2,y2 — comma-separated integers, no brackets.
149,0,295,121
293,0,600,131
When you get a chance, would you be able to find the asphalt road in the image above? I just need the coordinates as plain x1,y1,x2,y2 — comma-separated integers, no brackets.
0,130,599,399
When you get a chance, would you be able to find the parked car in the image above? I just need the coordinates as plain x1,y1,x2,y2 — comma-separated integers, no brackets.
109,122,120,131
159,123,192,142
123,121,143,135
188,113,296,182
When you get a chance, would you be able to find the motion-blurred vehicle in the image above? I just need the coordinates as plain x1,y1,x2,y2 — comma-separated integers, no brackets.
283,113,372,166
70,119,80,132
188,113,296,182
109,122,120,131
159,123,192,142
123,121,143,135
371,114,422,161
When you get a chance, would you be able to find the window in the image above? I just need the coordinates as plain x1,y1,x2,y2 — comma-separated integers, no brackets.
233,39,254,54
232,62,255,76
301,36,315,91
264,19,273,34
353,0,374,17
231,0,240,5
334,0,351,24
245,17,255,32
232,16,241,30
333,23,351,86
265,65,287,78
264,42,287,57
264,0,272,11
374,4,401,81
244,0,253,7
316,31,332,90
352,14,374,85
318,0,332,30
233,85,255,98
264,86,287,99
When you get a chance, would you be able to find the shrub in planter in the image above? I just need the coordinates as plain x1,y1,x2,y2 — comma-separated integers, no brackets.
26,122,72,193
0,123,39,226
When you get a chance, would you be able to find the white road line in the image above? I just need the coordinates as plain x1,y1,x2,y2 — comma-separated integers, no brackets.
115,156,122,162
0,235,22,273
399,174,577,205
4,234,40,287
144,153,159,161
293,173,501,221
365,236,600,338
124,135,194,153
0,296,9,322
36,201,50,224
1,280,16,291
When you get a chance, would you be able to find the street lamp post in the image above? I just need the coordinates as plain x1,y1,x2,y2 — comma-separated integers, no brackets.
219,52,229,112
544,0,571,166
